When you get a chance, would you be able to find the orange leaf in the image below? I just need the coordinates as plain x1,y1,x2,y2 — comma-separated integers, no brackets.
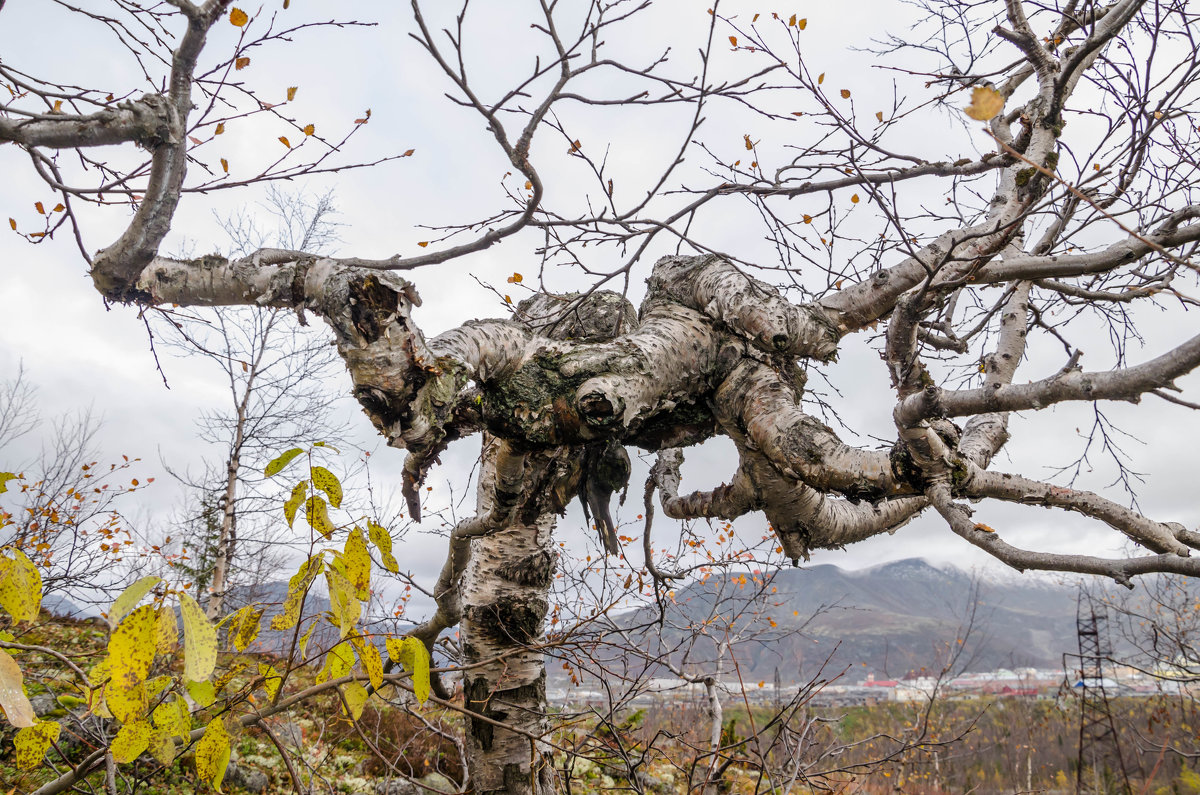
220,158,229,173
354,109,372,125
788,13,797,25
729,36,737,47
851,194,860,203
302,124,315,136
875,111,884,122
840,89,851,99
402,149,415,157
286,86,298,101
229,8,248,26
524,181,532,190
278,136,290,148
974,523,996,533
214,122,225,135
802,215,812,223
34,202,44,215
417,241,429,248
52,204,64,213
797,17,807,29
235,57,250,70
743,134,754,151
52,100,62,112
817,73,825,85
8,218,15,231
506,273,523,284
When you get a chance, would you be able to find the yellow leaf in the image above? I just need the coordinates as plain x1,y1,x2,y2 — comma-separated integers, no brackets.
840,89,851,99
109,575,161,629
235,56,250,70
343,527,371,600
179,593,217,683
797,17,807,29
278,135,290,148
257,663,282,701
743,133,754,151
109,604,157,693
214,122,225,136
341,681,368,720
788,13,797,25
876,111,884,122
230,606,264,652
367,520,398,574
14,720,59,769
318,641,355,684
326,567,360,637
186,679,216,708
802,214,812,224
271,557,321,631
148,728,176,765
385,637,430,705
818,73,825,85
52,100,62,112
283,481,306,528
286,86,298,101
229,7,248,26
111,719,152,763
152,695,191,739
351,633,384,690
311,465,343,509
220,158,229,173
964,85,1005,121
156,606,178,654
195,718,232,791
0,547,42,622
302,123,315,136
305,495,334,538
0,647,36,727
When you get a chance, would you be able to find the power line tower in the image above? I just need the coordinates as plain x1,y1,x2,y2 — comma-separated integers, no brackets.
1073,592,1134,794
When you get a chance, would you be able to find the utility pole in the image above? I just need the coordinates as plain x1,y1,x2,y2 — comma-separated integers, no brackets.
1073,592,1134,794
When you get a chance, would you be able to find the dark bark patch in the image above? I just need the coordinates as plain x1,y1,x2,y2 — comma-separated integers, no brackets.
348,274,399,342
495,550,557,589
464,594,548,646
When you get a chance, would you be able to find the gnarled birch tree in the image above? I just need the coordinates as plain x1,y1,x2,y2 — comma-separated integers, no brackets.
5,0,1200,791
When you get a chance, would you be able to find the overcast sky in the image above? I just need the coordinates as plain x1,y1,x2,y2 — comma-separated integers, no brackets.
2,0,1198,614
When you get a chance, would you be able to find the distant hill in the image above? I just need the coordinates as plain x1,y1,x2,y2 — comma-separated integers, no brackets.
609,558,1082,684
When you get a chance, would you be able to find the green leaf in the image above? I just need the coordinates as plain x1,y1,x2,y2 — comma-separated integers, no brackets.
271,557,321,631
305,495,335,538
283,482,307,528
0,472,19,493
0,547,42,622
109,604,158,693
264,447,304,477
0,647,36,727
108,576,161,629
385,636,430,706
341,681,368,720
111,718,152,763
179,593,217,683
14,719,59,769
229,606,264,652
195,718,232,791
311,465,343,508
344,527,371,600
367,520,399,573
